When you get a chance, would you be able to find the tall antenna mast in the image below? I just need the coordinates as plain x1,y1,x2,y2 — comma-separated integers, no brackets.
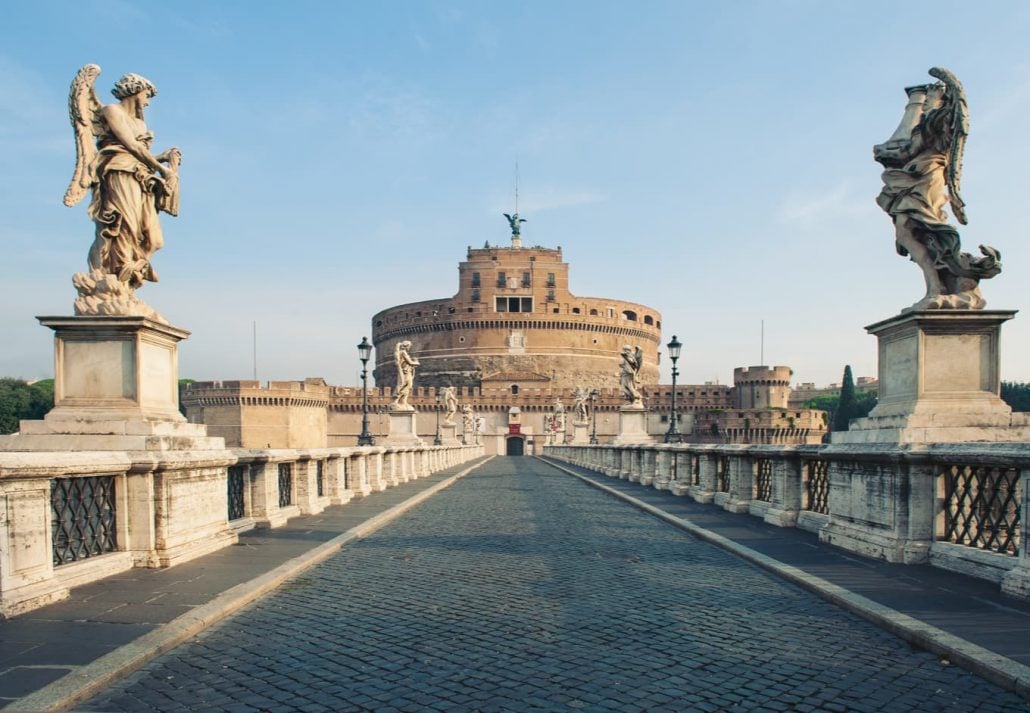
514,161,519,214
760,319,765,366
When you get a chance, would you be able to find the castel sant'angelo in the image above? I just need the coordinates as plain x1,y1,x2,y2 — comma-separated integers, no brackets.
183,220,827,454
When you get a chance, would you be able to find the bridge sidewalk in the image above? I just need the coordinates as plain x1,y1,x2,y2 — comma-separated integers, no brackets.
0,456,491,711
541,456,1030,696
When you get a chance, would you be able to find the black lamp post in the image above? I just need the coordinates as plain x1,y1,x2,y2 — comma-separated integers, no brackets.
665,335,683,444
357,337,375,446
589,388,600,444
433,391,443,445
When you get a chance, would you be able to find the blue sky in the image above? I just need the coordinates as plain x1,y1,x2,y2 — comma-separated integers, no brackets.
2,1,1029,387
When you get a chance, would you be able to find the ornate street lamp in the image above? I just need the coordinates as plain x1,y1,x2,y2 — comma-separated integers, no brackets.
665,335,683,443
357,337,375,446
589,388,600,444
433,390,443,445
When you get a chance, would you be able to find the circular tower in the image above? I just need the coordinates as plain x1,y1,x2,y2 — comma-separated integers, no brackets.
733,366,793,410
371,243,662,393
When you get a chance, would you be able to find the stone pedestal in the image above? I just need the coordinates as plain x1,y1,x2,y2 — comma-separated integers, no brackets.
382,408,424,446
614,405,651,445
571,421,591,445
832,310,1030,444
0,316,222,451
439,422,460,446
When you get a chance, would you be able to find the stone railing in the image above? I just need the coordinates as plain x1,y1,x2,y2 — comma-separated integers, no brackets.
543,442,1030,601
0,443,483,618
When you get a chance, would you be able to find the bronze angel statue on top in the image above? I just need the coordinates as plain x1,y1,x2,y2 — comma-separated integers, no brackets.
64,64,181,320
873,67,1000,311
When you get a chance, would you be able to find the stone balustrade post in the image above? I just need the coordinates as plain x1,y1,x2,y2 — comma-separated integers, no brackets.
324,455,353,505
693,448,717,504
654,447,673,491
639,447,658,487
714,447,751,513
764,448,802,527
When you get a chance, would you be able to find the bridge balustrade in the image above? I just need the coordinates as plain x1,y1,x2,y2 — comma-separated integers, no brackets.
0,442,484,618
543,442,1030,601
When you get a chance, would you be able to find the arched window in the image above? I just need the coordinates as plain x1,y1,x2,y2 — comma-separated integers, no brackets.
643,315,654,325
622,310,637,321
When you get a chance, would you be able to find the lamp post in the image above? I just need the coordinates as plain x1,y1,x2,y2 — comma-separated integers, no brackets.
589,389,600,444
357,337,375,446
664,335,683,444
433,391,443,445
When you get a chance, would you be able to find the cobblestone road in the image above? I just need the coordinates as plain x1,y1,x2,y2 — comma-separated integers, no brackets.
84,458,1027,712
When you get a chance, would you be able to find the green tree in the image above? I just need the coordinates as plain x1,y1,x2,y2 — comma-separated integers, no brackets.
832,365,856,432
0,378,54,434
1001,382,1030,412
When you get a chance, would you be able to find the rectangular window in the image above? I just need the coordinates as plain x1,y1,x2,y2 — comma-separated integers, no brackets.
496,271,506,287
471,272,480,287
471,289,480,303
547,272,556,287
495,297,533,313
522,271,531,287
547,290,556,302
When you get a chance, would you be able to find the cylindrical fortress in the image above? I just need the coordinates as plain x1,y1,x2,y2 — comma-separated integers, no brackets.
371,245,662,392
733,366,793,410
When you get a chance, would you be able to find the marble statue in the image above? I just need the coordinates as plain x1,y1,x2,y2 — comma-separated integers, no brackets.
462,404,474,433
64,64,181,320
503,212,527,237
572,386,590,423
442,386,458,425
620,345,644,407
553,397,566,432
392,340,419,409
873,67,1001,311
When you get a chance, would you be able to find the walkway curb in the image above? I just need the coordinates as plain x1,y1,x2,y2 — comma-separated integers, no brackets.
9,457,493,713
539,456,1030,699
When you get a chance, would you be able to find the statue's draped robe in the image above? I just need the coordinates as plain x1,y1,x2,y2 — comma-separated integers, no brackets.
86,122,164,288
875,149,962,271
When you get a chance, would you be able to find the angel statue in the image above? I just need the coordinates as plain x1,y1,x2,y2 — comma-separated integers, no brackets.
391,340,420,410
619,345,644,407
503,212,527,237
64,64,180,320
873,67,1000,311
572,386,591,423
442,386,459,425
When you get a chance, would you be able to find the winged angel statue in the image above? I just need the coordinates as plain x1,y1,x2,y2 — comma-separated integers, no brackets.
64,64,180,320
873,67,1000,311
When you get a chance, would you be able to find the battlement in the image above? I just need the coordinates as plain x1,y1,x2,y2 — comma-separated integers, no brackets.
733,366,793,385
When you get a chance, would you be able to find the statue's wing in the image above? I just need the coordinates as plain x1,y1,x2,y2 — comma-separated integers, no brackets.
63,64,102,208
503,213,513,222
929,66,969,225
634,346,644,370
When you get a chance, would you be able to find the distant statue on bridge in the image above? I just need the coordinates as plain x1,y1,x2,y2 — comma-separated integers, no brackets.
391,341,419,410
572,386,590,423
442,386,458,425
64,64,181,321
620,345,644,407
553,398,566,433
873,67,1000,311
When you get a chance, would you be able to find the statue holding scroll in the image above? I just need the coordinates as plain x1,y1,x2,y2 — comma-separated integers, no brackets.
442,386,458,425
873,67,1000,311
64,65,181,320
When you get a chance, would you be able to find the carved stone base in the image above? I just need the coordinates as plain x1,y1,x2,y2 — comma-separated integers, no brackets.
614,406,651,445
382,409,423,446
819,519,930,564
570,421,591,445
439,423,460,446
0,315,222,452
833,310,1030,444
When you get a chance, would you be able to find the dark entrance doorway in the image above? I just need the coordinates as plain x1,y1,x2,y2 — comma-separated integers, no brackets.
505,436,525,456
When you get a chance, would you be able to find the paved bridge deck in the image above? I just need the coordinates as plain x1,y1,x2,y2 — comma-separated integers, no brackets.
4,457,1030,711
